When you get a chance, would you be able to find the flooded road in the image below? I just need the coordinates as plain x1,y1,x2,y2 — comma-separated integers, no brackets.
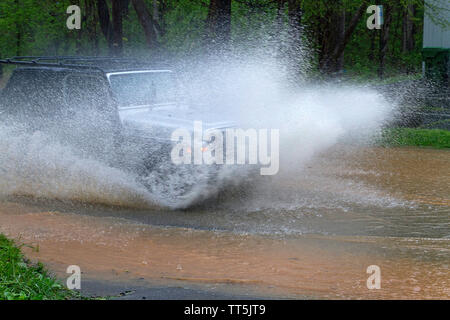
0,146,448,299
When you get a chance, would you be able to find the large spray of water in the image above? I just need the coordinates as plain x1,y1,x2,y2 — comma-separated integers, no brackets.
0,30,396,210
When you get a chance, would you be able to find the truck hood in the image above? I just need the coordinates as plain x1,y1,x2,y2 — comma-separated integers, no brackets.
118,103,236,139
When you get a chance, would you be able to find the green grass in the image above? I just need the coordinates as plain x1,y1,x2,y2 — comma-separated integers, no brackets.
380,128,450,149
0,234,80,300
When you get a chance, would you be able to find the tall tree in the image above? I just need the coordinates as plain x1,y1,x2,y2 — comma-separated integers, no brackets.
84,0,99,55
328,0,368,73
131,0,159,49
317,0,368,74
14,0,22,56
402,4,415,53
111,0,124,56
97,0,114,51
378,2,393,78
97,0,129,56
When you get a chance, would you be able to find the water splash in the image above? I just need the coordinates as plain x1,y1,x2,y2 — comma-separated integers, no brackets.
0,125,156,208
0,38,396,209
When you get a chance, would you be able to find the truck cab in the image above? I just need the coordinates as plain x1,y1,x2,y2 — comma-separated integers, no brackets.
0,57,235,205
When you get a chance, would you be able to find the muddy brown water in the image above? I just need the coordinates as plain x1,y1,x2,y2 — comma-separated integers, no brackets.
0,146,448,299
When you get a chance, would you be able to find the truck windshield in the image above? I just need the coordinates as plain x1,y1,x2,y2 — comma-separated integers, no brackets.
108,71,177,107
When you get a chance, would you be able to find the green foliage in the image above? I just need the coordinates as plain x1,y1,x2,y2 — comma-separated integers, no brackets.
0,234,79,300
0,0,447,78
159,0,208,55
0,0,75,56
380,128,450,148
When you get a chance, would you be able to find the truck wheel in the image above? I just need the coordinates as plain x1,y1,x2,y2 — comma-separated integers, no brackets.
138,161,220,206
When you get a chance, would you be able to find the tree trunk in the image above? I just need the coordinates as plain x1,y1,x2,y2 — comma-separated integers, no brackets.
326,0,369,73
15,0,21,56
319,0,364,75
15,24,21,56
378,3,392,78
85,0,99,55
112,0,124,56
317,1,333,72
368,30,376,61
131,0,158,49
153,0,158,24
402,4,415,53
335,8,345,71
97,0,114,51
122,0,130,17
391,3,402,58
158,0,167,37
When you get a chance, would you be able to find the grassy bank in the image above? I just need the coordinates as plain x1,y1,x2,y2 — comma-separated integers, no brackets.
0,234,79,300
380,128,450,149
